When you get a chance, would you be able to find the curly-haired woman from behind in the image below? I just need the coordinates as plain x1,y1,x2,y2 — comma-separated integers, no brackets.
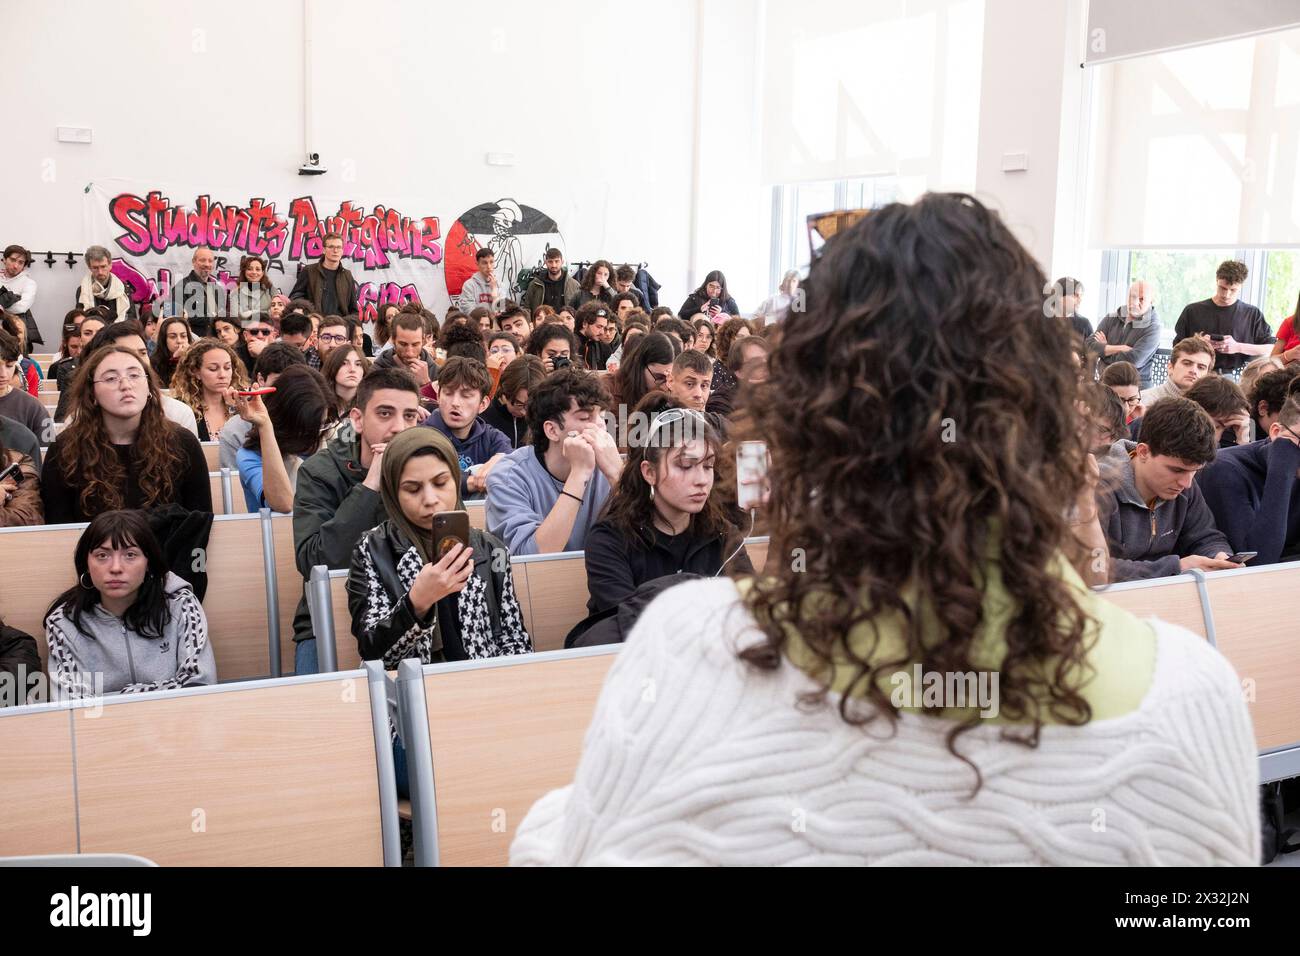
510,193,1259,866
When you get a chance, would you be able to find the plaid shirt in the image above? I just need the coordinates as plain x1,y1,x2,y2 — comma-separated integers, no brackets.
304,346,322,369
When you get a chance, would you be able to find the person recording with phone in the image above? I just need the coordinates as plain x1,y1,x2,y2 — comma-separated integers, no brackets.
347,426,532,667
678,270,740,323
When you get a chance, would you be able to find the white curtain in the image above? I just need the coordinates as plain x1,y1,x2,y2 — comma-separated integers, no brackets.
761,0,985,196
1085,0,1300,66
1087,26,1300,247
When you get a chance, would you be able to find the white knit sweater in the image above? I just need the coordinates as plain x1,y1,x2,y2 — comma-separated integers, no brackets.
510,578,1260,866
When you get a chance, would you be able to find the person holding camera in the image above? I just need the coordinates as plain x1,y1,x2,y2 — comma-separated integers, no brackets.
527,322,578,373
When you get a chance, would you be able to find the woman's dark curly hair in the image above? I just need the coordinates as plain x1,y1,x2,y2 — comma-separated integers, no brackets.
737,193,1094,790
714,316,753,367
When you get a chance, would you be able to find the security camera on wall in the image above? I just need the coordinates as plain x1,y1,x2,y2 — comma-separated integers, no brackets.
298,152,327,176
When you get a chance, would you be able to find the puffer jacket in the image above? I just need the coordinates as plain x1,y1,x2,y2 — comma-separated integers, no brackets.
346,521,532,669
45,572,216,699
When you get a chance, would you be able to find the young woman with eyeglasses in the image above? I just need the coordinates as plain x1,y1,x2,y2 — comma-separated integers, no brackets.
41,346,212,523
603,331,680,417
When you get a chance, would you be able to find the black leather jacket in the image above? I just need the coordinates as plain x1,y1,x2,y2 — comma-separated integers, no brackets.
346,520,531,667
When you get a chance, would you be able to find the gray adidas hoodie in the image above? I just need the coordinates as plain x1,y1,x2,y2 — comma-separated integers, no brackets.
1096,439,1231,581
46,572,217,699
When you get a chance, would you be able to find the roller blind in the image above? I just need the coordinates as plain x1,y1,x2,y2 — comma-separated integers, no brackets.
1087,26,1300,247
760,0,984,193
1085,0,1300,66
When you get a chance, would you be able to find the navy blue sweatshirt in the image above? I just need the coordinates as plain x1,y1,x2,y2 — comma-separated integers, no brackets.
1196,437,1300,565
421,409,513,499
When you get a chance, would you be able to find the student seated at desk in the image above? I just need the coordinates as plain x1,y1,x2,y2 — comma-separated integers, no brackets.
46,509,215,699
234,365,332,513
1096,397,1243,581
584,394,752,616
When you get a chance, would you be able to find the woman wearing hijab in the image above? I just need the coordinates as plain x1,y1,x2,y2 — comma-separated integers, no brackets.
346,427,532,669
347,427,533,799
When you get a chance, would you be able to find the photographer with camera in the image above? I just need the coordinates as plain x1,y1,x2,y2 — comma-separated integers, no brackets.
527,322,579,373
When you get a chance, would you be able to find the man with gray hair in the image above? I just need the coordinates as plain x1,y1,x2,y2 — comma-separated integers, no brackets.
1093,280,1161,388
74,245,135,321
169,246,222,336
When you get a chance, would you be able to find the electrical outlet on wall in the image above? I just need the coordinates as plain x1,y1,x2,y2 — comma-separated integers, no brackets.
57,127,93,144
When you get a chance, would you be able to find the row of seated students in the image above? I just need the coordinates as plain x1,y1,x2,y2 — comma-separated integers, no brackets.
1080,333,1300,580
0,269,775,678
2,195,1275,863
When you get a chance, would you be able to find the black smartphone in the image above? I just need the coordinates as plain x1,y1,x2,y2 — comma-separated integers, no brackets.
432,510,470,560
1227,551,1257,564
0,461,20,483
1210,334,1225,342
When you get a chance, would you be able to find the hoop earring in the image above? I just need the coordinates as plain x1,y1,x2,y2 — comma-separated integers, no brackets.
649,484,655,501
79,573,95,590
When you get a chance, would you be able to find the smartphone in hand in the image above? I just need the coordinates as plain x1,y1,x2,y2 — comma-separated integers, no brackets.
432,510,471,560
1227,551,1257,564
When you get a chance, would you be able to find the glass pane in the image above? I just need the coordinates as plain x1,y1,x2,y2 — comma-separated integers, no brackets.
1127,249,1235,331
792,181,837,273
1264,250,1300,331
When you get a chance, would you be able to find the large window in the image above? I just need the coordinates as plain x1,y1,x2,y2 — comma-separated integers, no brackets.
1127,249,1235,330
1264,251,1300,325
1097,248,1300,342
768,176,899,292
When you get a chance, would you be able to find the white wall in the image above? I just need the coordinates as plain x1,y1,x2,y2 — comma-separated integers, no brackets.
693,0,769,312
2,0,712,341
4,0,1108,343
974,0,1088,278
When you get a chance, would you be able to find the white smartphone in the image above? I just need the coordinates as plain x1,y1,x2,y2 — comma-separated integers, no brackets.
736,440,768,510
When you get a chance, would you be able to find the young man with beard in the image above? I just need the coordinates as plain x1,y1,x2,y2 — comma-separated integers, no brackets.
523,247,580,313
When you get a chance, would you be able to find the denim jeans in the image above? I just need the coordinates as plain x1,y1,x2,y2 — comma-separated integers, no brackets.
393,736,410,800
294,638,318,675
